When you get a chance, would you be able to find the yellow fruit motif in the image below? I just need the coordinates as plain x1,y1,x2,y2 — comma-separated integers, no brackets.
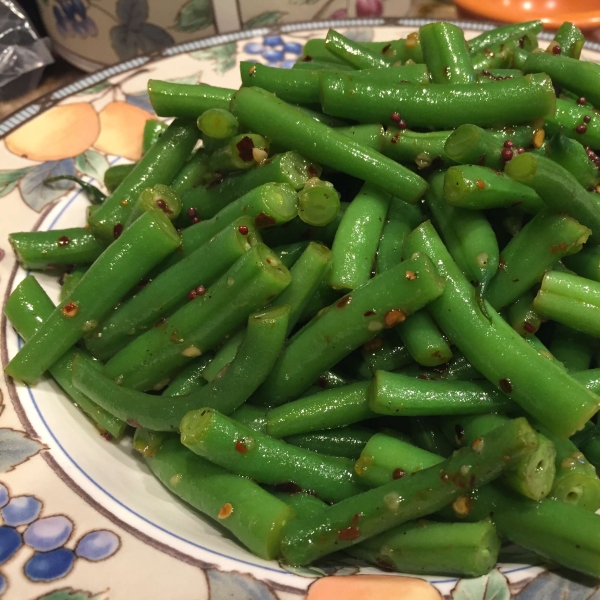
5,103,100,161
93,101,154,161
307,575,442,600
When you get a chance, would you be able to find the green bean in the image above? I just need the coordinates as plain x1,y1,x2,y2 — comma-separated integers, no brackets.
230,87,427,204
273,241,309,269
179,151,318,221
334,124,386,152
169,149,211,194
347,519,500,577
419,22,475,84
445,124,519,170
136,431,294,560
75,305,289,430
180,408,365,503
477,69,524,82
262,202,347,249
467,21,543,55
272,490,328,520
545,99,600,150
426,170,499,293
5,211,180,385
534,270,600,338
148,81,233,117
470,34,537,71
230,404,267,432
441,414,556,501
85,217,260,361
410,417,454,457
506,291,541,336
103,244,290,391
272,242,332,334
431,351,482,381
549,22,585,59
177,183,298,265
88,118,199,244
324,29,391,69
369,371,515,417
549,323,595,371
104,163,135,194
466,483,600,578
280,417,538,565
197,108,238,139
201,330,244,383
361,331,413,373
241,63,427,107
534,422,600,512
402,221,600,439
124,184,181,227
319,72,555,130
265,382,373,439
255,253,445,406
302,37,424,66
376,197,422,274
524,52,600,107
443,165,544,214
381,129,455,170
5,276,125,440
286,427,373,460
545,130,599,190
329,182,390,290
485,211,590,311
60,266,88,302
294,105,350,127
293,59,353,71
355,433,444,488
297,280,342,323
396,311,453,367
9,228,104,271
162,353,213,397
563,246,600,282
512,48,529,70
297,179,340,227
208,134,270,174
142,119,167,155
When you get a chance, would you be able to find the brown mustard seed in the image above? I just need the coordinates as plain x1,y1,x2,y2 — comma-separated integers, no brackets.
57,235,70,247
392,468,405,480
499,378,513,393
61,301,79,318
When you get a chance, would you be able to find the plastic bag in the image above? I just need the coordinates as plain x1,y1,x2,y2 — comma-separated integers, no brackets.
0,0,54,101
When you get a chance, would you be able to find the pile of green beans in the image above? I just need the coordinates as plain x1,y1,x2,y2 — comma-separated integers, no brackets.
7,18,600,581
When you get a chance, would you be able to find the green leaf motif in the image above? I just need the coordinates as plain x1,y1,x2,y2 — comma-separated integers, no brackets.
0,428,44,473
190,42,236,73
0,167,35,198
175,0,214,32
20,159,76,212
451,568,511,600
76,150,109,181
244,11,286,29
37,588,107,600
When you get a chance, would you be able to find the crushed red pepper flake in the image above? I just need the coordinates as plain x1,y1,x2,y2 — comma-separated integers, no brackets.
235,439,247,453
476,179,485,189
113,223,123,239
405,270,418,280
384,309,407,328
61,301,79,318
255,212,276,227
523,321,537,333
363,337,383,352
550,242,568,254
363,310,376,317
218,502,233,519
336,295,352,308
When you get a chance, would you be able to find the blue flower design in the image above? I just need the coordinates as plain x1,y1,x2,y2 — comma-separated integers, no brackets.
53,0,97,38
242,36,303,69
